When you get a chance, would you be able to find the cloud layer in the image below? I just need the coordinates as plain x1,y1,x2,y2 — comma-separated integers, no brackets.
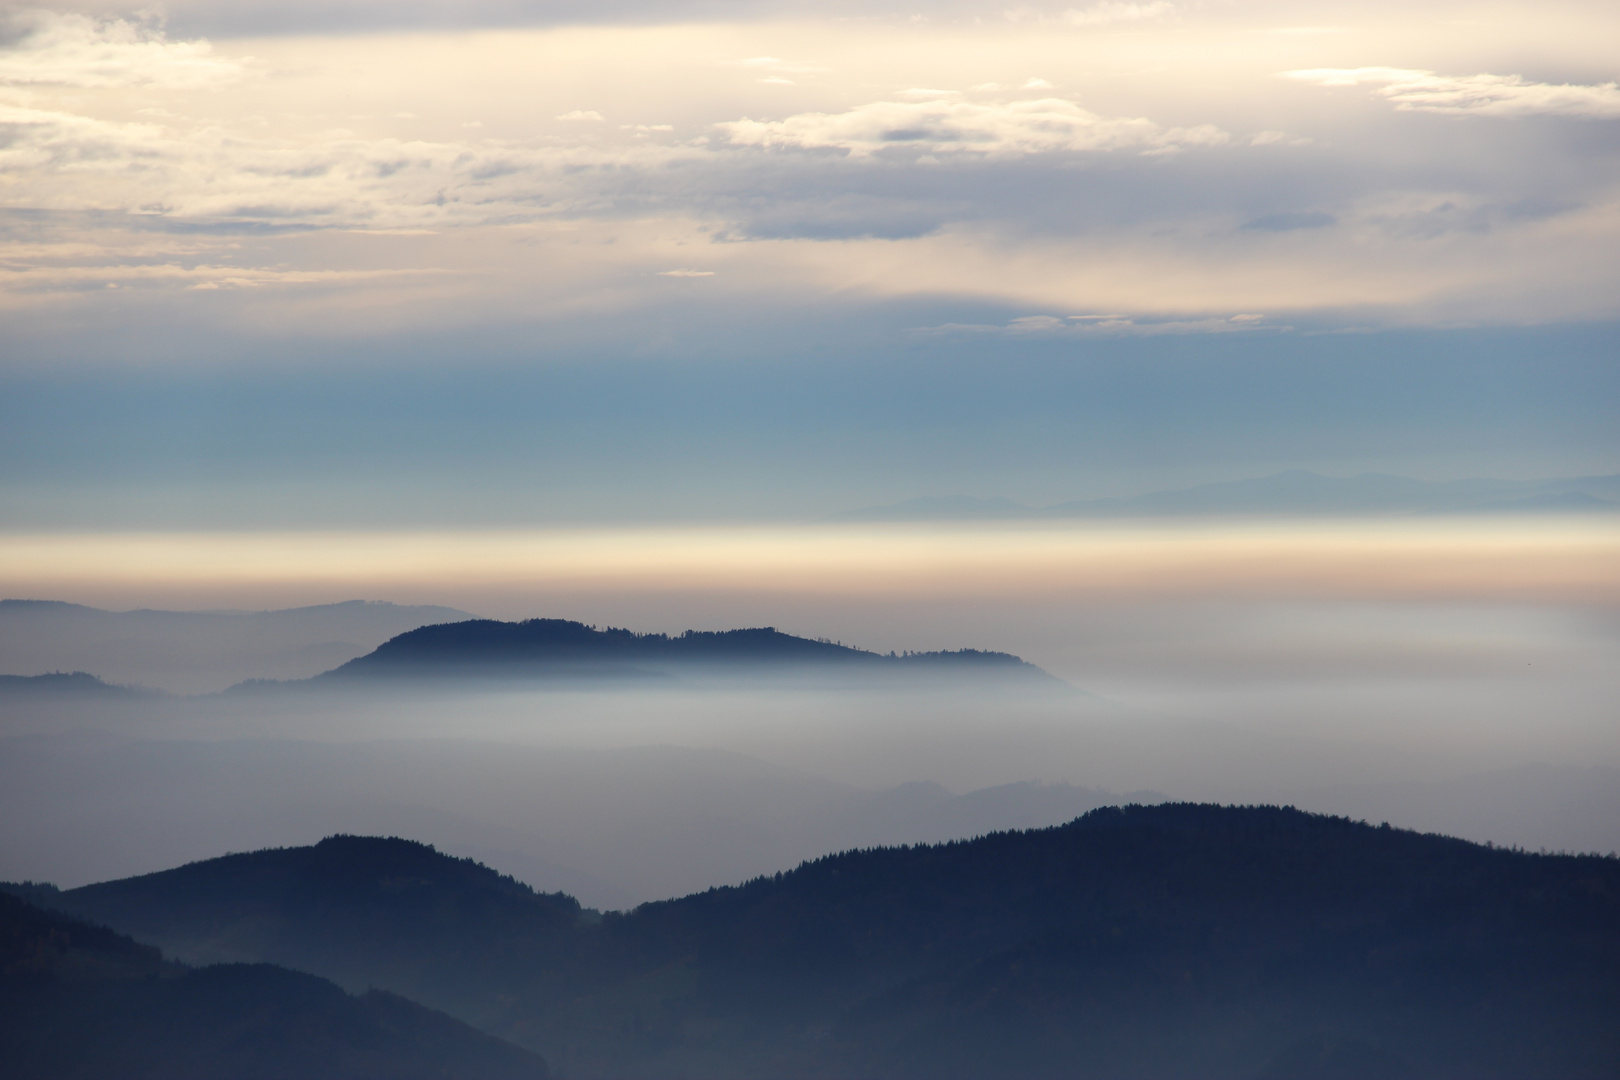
1286,66,1620,118
720,95,1226,157
0,2,1617,348
0,10,243,88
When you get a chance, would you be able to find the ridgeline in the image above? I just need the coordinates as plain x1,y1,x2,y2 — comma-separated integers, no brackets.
12,804,1617,1079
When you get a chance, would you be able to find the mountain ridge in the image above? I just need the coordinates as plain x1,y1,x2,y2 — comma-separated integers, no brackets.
0,888,552,1079
225,617,1069,692
15,804,1617,1079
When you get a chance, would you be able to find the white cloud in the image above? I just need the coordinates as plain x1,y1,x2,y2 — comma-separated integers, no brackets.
1249,130,1311,147
657,268,715,276
1063,2,1175,28
1284,67,1620,119
0,10,243,89
556,110,605,121
0,98,701,230
718,96,1227,158
727,56,829,76
915,312,1287,337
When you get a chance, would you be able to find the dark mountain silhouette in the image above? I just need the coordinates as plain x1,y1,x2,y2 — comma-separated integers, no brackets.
0,889,550,1079
16,806,1618,1079
835,470,1620,521
278,618,1064,689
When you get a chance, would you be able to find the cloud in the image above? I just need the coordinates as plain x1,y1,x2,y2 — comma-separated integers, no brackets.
1248,130,1311,147
728,56,829,75
1242,211,1336,232
912,312,1288,337
1284,67,1620,119
0,259,449,295
657,268,715,276
556,110,605,121
0,98,702,230
1063,2,1175,28
0,10,244,89
718,96,1227,158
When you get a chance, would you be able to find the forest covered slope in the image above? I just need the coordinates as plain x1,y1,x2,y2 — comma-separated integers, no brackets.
16,805,1619,1079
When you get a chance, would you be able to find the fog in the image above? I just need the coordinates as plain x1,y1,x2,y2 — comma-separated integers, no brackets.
3,668,1616,907
2,519,1617,906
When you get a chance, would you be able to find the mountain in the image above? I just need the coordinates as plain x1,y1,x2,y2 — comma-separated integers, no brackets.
835,470,1620,521
0,671,153,700
0,599,477,694
19,806,1619,1079
289,618,1064,689
0,889,551,1079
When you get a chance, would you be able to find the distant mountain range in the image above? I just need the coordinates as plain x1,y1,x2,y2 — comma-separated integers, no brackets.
0,599,475,694
0,671,152,699
0,889,550,1079
11,806,1617,1079
3,612,1062,696
834,470,1620,521
230,618,1066,692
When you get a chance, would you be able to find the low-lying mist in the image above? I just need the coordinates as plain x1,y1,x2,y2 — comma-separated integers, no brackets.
2,518,1616,904
3,669,1616,908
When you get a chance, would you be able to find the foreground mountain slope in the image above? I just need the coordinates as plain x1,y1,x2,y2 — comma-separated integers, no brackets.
22,806,1620,1079
17,835,588,1025
0,890,551,1080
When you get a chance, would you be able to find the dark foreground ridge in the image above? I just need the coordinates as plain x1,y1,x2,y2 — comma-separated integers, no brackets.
12,805,1618,1079
294,617,1063,688
0,890,550,1080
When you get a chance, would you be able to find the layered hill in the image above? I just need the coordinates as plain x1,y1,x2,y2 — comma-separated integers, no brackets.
0,672,152,700
296,618,1063,689
17,805,1620,1079
0,889,550,1079
0,598,476,694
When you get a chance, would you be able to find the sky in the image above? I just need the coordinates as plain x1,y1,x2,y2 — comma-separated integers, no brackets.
1,0,1618,528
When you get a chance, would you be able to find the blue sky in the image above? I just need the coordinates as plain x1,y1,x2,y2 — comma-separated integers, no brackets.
1,0,1617,527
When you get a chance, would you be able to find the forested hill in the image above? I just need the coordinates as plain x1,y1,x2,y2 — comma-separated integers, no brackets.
309,617,1059,685
17,805,1620,1079
0,889,551,1080
0,672,152,699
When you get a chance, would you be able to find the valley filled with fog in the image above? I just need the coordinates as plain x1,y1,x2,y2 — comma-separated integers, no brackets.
3,527,1616,909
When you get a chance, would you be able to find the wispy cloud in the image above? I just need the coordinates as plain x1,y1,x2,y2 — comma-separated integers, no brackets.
0,10,244,89
0,98,701,229
912,312,1288,337
719,96,1226,158
1284,67,1620,119
1064,2,1175,28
